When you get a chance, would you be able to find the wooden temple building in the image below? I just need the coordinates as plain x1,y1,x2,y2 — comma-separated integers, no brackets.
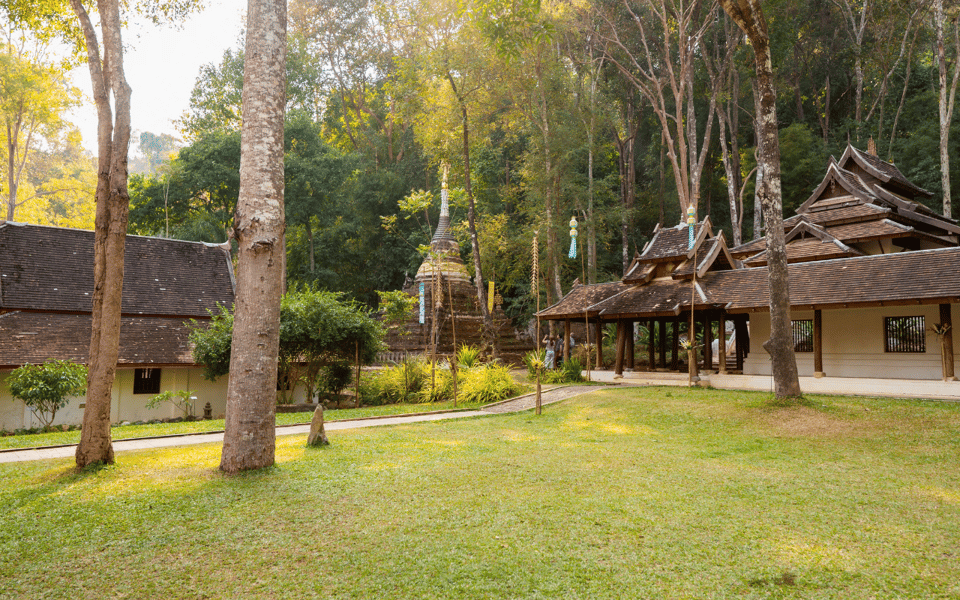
538,143,960,383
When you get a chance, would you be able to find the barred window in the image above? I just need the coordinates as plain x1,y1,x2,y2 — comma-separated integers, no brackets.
792,320,813,353
133,368,162,395
885,316,926,353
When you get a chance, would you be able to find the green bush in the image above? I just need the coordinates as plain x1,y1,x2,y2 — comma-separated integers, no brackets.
7,360,87,429
456,344,482,369
146,389,196,419
318,362,353,400
458,363,522,404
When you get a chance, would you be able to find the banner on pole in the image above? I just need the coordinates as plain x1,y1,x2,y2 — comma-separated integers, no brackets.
419,282,425,324
488,280,495,312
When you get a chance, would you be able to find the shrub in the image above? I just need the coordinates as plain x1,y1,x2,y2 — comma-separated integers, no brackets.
318,362,353,400
458,363,523,404
456,344,482,369
146,389,196,418
542,358,585,384
7,360,87,429
523,348,547,378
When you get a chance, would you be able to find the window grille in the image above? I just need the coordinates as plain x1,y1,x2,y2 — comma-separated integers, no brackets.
884,316,926,353
133,368,162,395
792,320,813,353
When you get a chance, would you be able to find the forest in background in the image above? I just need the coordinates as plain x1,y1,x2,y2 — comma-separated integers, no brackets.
6,0,960,329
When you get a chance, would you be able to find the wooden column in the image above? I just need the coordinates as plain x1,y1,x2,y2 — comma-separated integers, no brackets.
718,311,727,374
563,319,571,363
647,319,656,370
671,316,680,371
735,315,748,371
626,320,635,370
940,303,955,380
814,309,824,377
658,319,667,369
614,320,625,375
703,315,713,372
595,321,604,369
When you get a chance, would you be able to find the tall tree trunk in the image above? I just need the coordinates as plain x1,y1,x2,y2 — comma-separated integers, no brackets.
220,0,287,473
936,0,960,218
71,0,132,468
720,0,801,400
460,103,498,356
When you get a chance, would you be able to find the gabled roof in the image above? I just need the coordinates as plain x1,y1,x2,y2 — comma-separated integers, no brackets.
796,160,876,214
0,222,235,316
636,218,712,263
672,231,739,279
839,145,933,199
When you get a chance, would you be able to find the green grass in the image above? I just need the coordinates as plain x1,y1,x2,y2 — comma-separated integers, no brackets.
0,400,485,450
3,386,960,599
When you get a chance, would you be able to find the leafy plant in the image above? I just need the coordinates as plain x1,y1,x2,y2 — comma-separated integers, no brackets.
7,360,87,429
458,363,522,404
523,348,546,378
318,362,353,400
456,344,482,369
145,389,197,419
542,358,585,384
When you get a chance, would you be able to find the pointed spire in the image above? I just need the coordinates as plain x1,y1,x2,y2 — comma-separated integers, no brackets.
867,137,878,156
432,161,455,243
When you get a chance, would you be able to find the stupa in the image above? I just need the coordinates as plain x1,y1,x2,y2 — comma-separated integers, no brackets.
383,165,532,363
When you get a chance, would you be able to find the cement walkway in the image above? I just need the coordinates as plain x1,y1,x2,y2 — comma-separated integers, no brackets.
0,384,606,464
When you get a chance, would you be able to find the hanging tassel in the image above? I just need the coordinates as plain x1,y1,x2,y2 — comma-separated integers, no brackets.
568,236,578,259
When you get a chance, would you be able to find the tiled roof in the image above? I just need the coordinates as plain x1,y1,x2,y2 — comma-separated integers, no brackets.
0,223,234,316
704,246,960,311
742,238,859,266
827,219,913,241
591,279,707,318
638,222,707,262
793,203,889,224
537,281,629,319
847,146,932,198
0,311,200,367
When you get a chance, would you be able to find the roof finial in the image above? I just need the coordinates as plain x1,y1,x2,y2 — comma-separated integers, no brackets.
867,137,877,156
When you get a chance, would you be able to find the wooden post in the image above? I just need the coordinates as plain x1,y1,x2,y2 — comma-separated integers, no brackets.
564,319,572,363
704,314,713,372
647,319,656,370
595,320,604,369
355,340,361,408
626,320,635,370
671,316,680,371
614,320,625,376
940,303,955,381
814,309,824,378
658,319,667,369
735,316,748,371
718,311,727,374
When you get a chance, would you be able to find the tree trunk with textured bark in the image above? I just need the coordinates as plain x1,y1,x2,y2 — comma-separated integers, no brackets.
71,0,132,468
220,0,287,473
719,0,801,400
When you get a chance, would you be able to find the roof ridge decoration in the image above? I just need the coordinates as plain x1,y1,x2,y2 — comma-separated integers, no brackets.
842,144,934,199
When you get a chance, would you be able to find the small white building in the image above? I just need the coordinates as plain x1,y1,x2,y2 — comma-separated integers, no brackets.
0,222,235,430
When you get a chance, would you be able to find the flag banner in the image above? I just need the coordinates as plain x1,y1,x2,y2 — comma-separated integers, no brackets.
488,280,495,312
419,282,425,324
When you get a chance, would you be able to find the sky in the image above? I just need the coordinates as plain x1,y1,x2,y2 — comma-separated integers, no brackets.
68,0,246,154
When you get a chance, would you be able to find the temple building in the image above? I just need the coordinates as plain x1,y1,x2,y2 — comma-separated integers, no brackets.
382,169,532,362
538,143,960,391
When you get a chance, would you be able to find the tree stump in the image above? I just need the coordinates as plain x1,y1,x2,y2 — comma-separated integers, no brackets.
307,406,330,447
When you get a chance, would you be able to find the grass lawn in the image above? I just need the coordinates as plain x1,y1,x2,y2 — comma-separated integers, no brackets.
0,400,487,451
3,386,959,599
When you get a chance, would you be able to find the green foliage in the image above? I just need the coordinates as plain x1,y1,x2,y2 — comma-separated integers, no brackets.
317,362,354,400
145,389,197,419
188,304,235,382
456,344,482,369
457,362,522,404
377,289,418,332
522,348,546,378
6,360,87,428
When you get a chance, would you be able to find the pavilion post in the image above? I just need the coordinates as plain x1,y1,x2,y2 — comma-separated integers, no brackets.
647,319,656,370
940,303,955,381
614,320,625,376
564,319,572,363
718,311,727,374
671,316,680,371
658,319,667,369
626,320,635,370
814,309,824,377
703,314,713,372
595,321,604,369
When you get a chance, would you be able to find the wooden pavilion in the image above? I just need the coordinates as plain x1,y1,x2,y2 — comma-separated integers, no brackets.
538,143,960,382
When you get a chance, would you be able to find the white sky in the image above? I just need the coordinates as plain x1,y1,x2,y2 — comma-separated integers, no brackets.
68,0,246,154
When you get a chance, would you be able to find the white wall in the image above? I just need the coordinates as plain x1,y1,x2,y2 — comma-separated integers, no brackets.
743,304,959,380
0,367,229,431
